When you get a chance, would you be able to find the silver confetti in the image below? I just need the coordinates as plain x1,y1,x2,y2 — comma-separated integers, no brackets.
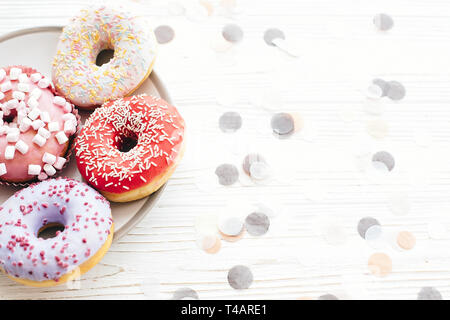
271,112,294,136
227,265,253,290
357,217,380,239
245,212,270,236
373,13,394,31
154,25,175,44
372,151,395,171
386,81,406,101
264,28,286,46
372,78,389,96
318,294,339,300
222,23,244,43
417,287,442,300
172,287,199,300
219,111,242,133
215,163,239,186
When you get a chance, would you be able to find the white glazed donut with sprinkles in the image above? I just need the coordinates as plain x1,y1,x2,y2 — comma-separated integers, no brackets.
0,177,113,287
52,5,157,109
75,94,185,202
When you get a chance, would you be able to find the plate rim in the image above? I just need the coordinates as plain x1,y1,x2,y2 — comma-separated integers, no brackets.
0,25,172,241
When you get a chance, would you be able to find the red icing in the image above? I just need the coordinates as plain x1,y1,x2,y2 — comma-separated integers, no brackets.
75,94,185,194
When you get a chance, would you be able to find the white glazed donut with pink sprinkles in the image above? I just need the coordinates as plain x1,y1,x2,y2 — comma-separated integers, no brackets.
0,65,78,184
52,5,157,109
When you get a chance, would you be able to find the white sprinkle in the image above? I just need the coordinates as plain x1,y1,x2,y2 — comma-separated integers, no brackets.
28,164,41,175
15,140,29,154
18,73,29,83
27,107,40,120
43,164,56,176
42,152,56,165
53,157,66,170
6,128,19,142
55,131,68,144
0,81,12,92
9,67,21,80
31,119,45,130
27,97,39,109
37,77,51,88
48,121,60,132
30,88,42,100
0,163,6,176
12,91,25,101
32,133,46,147
30,73,41,83
4,145,15,159
38,127,51,139
17,83,30,92
40,111,51,123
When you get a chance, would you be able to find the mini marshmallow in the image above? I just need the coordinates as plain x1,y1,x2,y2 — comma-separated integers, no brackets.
15,140,29,155
40,111,51,123
4,145,15,160
55,131,68,145
53,96,66,107
53,157,66,170
48,122,60,132
64,120,76,134
63,102,72,113
17,82,30,92
62,113,76,122
42,152,56,165
27,107,40,120
6,128,20,142
5,99,18,109
0,163,6,176
38,172,48,181
9,68,21,80
32,133,46,147
18,73,29,83
0,126,7,136
27,97,39,109
19,117,32,132
17,101,26,110
0,92,4,100
37,77,51,88
30,73,41,83
31,119,45,130
38,127,51,139
12,91,25,101
30,88,42,100
8,122,17,129
1,81,12,92
43,164,56,176
28,164,41,175
0,69,5,82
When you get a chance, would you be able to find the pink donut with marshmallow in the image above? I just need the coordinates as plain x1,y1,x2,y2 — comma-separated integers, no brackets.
0,66,78,183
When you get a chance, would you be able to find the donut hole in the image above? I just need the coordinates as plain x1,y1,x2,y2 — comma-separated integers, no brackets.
37,222,65,240
116,131,138,153
96,49,115,66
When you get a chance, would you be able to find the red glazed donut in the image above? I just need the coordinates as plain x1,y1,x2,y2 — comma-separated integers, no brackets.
75,94,185,202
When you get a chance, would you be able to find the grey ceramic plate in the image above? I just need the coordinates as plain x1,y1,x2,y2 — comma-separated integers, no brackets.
0,26,170,240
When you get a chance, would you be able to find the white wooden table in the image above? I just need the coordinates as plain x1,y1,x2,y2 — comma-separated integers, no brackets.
1,0,450,300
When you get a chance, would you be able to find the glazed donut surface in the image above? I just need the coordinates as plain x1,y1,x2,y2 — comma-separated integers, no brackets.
75,94,185,201
52,5,157,108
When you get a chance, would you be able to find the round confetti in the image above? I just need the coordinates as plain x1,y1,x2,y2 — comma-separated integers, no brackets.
245,212,270,236
366,118,389,139
219,228,245,242
264,28,286,46
372,151,395,171
154,25,175,44
318,294,339,300
388,193,411,216
218,215,244,236
366,84,383,99
386,81,406,101
357,217,380,239
368,252,392,277
242,153,266,175
427,221,447,239
204,236,222,254
271,112,295,136
227,265,253,290
196,233,218,251
373,13,394,31
249,161,271,180
365,225,385,249
215,163,239,186
219,111,242,133
222,23,244,43
417,287,442,300
396,231,416,250
172,287,199,300
372,78,389,96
